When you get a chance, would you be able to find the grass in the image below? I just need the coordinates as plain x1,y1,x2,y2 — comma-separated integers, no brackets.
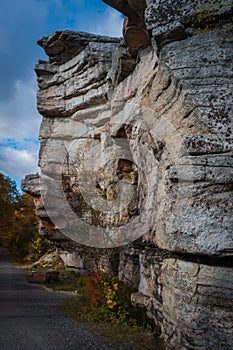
46,271,87,292
63,295,165,350
22,265,165,350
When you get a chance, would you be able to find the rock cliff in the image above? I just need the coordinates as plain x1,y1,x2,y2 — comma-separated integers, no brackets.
22,0,233,349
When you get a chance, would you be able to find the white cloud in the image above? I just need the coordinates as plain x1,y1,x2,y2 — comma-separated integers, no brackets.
86,8,123,37
0,75,41,140
0,75,41,183
0,1,124,187
0,146,39,180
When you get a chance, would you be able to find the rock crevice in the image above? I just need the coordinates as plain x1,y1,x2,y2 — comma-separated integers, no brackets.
23,1,233,349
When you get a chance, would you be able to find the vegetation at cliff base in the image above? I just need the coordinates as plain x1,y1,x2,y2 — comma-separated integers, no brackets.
0,172,46,261
36,269,164,350
62,273,164,350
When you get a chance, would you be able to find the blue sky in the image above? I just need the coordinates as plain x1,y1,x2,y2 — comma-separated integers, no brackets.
0,0,123,190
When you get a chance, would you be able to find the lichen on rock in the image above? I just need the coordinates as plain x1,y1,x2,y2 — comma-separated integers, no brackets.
22,0,233,349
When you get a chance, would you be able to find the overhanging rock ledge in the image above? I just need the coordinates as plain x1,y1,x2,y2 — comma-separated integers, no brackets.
22,0,233,348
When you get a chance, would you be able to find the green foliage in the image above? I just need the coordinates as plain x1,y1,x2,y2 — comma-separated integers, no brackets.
46,270,88,292
60,272,164,350
22,264,164,349
0,172,46,261
68,273,154,330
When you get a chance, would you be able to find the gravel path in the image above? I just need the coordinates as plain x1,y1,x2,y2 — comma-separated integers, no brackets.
0,248,130,350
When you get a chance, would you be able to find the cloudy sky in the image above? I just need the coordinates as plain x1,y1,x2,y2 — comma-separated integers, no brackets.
0,0,123,190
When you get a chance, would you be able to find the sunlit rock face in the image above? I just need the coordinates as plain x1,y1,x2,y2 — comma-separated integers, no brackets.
22,0,233,348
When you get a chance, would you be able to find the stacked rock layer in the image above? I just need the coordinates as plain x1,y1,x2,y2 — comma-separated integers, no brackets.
22,1,233,349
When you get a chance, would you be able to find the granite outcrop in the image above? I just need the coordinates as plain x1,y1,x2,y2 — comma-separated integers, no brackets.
22,0,233,349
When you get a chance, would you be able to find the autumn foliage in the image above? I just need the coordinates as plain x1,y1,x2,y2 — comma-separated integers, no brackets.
85,275,102,306
0,172,46,261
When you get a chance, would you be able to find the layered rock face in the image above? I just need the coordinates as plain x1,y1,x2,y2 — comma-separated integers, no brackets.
22,0,233,349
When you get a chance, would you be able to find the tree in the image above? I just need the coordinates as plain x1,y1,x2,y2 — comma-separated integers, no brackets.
0,172,46,261
0,173,18,244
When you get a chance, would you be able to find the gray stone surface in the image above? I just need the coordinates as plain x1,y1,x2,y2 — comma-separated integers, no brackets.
22,0,233,348
103,0,150,56
160,259,233,349
145,0,233,43
37,30,120,64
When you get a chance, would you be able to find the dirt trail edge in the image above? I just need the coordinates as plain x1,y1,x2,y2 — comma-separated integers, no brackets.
0,248,130,350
